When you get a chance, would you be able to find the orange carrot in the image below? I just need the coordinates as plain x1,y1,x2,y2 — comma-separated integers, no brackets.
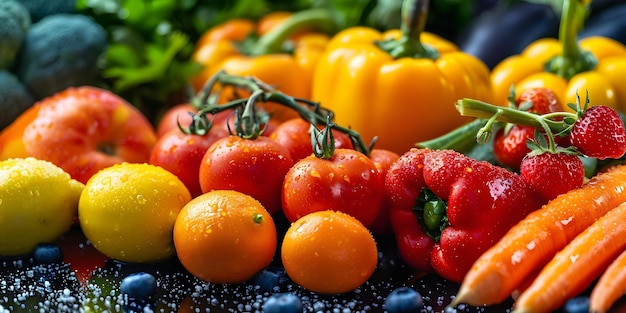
512,201,626,313
589,248,626,313
450,164,626,307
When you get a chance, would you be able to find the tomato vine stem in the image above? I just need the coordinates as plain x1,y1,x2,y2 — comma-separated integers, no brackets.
188,70,373,157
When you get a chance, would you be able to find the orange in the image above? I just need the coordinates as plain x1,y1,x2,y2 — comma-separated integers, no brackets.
173,190,277,284
280,210,378,294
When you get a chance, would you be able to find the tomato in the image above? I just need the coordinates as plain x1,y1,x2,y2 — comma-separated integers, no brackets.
367,148,401,235
0,86,157,184
219,111,280,137
150,127,229,197
282,148,385,227
269,118,355,162
156,103,198,138
198,135,294,215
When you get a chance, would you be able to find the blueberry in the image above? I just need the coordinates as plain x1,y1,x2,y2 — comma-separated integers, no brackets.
563,296,589,313
251,266,290,292
262,292,304,313
120,272,157,299
384,287,424,313
33,243,63,264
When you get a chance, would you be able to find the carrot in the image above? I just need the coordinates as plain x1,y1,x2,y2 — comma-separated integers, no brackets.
450,164,626,307
512,201,626,313
589,248,626,313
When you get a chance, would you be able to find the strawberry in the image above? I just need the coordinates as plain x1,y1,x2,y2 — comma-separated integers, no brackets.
516,87,564,115
520,151,585,203
493,88,565,170
569,105,626,160
493,125,535,170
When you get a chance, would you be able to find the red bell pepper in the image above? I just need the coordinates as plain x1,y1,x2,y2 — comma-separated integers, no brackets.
386,148,542,282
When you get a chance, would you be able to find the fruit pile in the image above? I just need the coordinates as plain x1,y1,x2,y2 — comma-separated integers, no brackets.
2,0,626,312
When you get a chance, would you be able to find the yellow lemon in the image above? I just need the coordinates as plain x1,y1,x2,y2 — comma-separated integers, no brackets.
78,163,192,263
0,157,84,256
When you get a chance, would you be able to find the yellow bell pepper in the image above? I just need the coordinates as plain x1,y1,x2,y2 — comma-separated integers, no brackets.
312,0,492,154
491,0,626,112
191,10,331,121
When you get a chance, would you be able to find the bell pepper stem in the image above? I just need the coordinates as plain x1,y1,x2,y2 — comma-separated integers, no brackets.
416,189,448,242
545,0,597,80
375,0,439,59
249,9,334,56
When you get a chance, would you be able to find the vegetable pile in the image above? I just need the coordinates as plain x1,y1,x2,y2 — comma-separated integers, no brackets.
2,0,626,312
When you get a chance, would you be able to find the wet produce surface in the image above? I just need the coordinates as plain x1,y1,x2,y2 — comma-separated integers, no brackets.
3,221,624,313
0,223,513,313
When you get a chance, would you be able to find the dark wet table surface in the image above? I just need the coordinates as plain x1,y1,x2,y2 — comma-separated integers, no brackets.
1,223,624,313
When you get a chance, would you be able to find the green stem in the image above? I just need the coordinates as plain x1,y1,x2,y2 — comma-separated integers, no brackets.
415,189,448,242
544,0,597,80
238,90,265,139
455,98,576,134
416,118,489,152
375,0,439,59
249,9,334,56
193,71,372,156
264,92,371,155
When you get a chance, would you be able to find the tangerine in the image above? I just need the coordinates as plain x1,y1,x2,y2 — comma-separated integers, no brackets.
173,190,277,284
280,210,378,294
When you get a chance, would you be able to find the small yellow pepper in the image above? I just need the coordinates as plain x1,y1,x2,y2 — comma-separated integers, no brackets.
491,0,626,112
191,10,331,121
312,0,492,154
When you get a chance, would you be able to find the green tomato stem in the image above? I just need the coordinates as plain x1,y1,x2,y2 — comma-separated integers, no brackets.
192,71,372,157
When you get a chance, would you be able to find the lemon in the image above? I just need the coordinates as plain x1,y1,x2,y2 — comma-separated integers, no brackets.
78,162,192,263
0,157,84,256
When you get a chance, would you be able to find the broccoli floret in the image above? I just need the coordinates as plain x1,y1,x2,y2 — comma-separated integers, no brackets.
0,0,31,32
17,14,108,100
19,0,75,23
0,0,31,69
0,70,34,131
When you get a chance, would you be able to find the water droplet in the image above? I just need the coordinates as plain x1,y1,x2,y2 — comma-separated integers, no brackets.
136,195,147,204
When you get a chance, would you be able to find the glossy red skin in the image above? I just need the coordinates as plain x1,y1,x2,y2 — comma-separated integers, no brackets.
282,148,385,227
270,118,355,162
367,148,400,235
570,105,626,160
20,86,157,184
516,87,564,114
493,125,535,170
386,148,541,282
493,88,565,170
156,103,198,137
150,127,229,197
520,152,585,203
199,135,294,215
